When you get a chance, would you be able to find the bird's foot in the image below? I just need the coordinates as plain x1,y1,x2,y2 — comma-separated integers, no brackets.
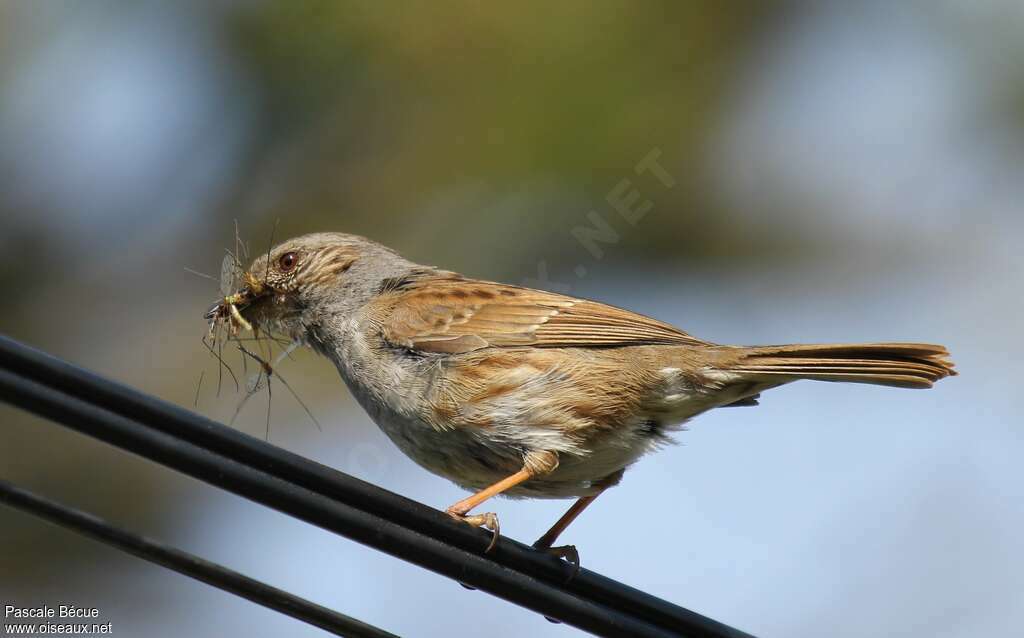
447,509,500,553
533,541,581,582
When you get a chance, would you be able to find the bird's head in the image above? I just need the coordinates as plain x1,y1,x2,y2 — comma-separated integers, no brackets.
206,232,415,343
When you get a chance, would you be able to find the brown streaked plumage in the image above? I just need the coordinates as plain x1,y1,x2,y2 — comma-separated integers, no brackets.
376,273,707,352
211,232,956,559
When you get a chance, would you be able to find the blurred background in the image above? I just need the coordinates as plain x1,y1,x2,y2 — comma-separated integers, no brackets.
1,2,1022,636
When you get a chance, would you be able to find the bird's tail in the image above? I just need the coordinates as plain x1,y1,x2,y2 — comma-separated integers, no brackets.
720,342,956,389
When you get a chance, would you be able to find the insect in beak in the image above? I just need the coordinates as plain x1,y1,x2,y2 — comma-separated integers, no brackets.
206,271,267,337
205,294,251,336
226,293,253,333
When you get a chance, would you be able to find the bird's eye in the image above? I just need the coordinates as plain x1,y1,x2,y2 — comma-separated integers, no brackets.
278,252,298,272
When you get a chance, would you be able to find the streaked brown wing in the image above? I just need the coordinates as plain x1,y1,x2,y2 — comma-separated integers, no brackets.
379,276,707,354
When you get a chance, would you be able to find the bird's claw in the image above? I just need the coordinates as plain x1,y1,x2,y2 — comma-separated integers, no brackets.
532,541,581,582
447,510,500,553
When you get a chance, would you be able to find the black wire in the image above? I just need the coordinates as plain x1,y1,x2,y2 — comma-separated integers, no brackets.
0,480,399,638
0,368,678,637
0,335,756,638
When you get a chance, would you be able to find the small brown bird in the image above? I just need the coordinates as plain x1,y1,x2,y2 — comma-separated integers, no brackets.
209,232,955,557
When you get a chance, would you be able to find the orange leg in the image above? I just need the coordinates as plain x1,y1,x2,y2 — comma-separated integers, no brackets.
532,469,623,571
448,468,534,517
446,467,538,553
532,494,600,550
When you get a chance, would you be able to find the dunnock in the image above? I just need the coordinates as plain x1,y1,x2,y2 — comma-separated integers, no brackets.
208,232,955,556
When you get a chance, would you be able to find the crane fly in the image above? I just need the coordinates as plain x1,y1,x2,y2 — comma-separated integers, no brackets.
197,225,321,437
206,253,260,337
201,252,256,397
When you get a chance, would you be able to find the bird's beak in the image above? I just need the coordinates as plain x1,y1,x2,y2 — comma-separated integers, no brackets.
204,271,267,321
